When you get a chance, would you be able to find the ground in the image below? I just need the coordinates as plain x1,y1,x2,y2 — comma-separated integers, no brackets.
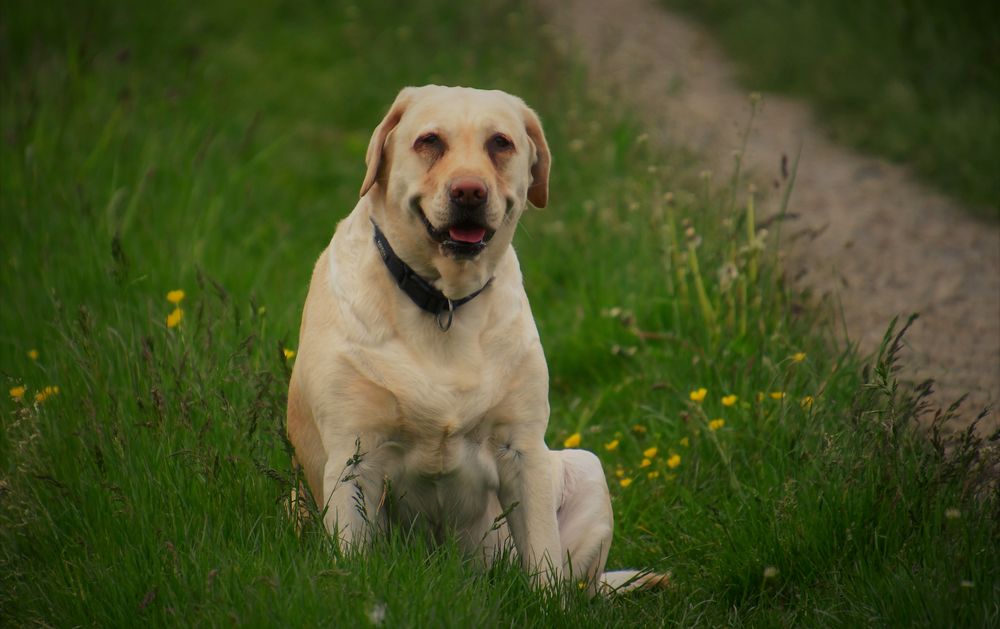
537,0,1000,430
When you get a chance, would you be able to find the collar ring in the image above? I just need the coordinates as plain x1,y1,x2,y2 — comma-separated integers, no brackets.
436,299,455,332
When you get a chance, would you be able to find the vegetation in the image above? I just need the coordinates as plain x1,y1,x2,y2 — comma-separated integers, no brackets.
665,0,1000,217
2,0,997,625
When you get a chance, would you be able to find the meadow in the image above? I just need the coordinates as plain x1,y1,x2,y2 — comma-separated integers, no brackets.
2,0,997,626
665,0,1000,217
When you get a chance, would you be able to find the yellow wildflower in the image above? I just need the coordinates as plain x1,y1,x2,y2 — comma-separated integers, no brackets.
563,432,581,448
619,478,633,488
283,348,296,360
756,392,765,402
800,395,814,409
708,418,725,431
577,581,587,591
769,391,786,400
666,454,681,469
643,446,658,459
640,458,651,468
166,289,185,304
945,508,961,520
689,388,708,402
763,566,779,579
679,437,690,447
631,424,647,434
34,385,59,403
604,439,620,451
792,352,806,363
615,467,625,478
9,385,26,401
721,394,737,407
166,308,183,328
647,470,660,480
27,349,39,361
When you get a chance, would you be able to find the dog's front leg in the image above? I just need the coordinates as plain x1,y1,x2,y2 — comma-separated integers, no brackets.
321,438,382,553
497,434,562,587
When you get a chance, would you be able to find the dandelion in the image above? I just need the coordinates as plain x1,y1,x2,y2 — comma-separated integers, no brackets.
679,437,690,447
640,458,652,468
769,391,786,400
166,308,183,328
283,348,296,360
756,392,765,402
27,349,39,361
166,289,185,304
563,432,581,448
604,439,620,451
666,454,681,469
721,394,737,407
800,395,814,409
34,385,59,403
614,467,625,478
647,470,660,480
708,419,725,431
9,385,26,401
689,388,707,402
631,424,647,434
643,446,658,459
763,566,779,579
792,352,806,363
368,601,386,625
619,478,632,488
577,581,587,591
717,262,739,292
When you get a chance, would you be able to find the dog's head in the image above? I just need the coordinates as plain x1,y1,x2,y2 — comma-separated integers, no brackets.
360,85,549,278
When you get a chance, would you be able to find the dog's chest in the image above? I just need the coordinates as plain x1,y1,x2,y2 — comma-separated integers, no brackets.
360,335,515,496
389,357,502,474
374,356,505,532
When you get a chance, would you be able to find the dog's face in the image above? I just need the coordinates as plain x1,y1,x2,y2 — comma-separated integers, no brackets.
360,86,550,267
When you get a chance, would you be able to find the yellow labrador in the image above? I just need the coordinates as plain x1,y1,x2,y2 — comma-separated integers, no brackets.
287,85,664,594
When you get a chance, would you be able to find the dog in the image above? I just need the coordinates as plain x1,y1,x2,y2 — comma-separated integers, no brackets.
287,85,665,594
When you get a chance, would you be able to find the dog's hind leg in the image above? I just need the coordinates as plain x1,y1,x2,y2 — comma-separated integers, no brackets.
550,449,614,595
552,449,670,596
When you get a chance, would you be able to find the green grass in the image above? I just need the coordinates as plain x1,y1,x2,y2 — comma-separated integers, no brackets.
664,0,1000,217
2,0,998,626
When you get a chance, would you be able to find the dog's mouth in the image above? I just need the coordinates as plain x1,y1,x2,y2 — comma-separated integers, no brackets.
412,199,495,258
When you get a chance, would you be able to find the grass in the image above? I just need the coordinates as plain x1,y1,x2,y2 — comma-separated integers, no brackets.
2,0,998,626
664,0,1000,217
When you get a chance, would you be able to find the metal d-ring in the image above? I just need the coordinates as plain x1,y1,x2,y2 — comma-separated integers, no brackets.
436,298,455,332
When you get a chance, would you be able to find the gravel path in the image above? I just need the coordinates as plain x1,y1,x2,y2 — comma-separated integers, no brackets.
537,0,999,429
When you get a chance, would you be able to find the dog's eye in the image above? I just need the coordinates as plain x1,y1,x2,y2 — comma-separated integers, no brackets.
489,134,513,151
415,133,441,148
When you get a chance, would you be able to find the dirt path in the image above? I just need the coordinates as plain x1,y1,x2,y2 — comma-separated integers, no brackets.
537,0,999,429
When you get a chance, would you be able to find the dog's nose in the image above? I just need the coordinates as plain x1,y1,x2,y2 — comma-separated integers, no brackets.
449,177,488,209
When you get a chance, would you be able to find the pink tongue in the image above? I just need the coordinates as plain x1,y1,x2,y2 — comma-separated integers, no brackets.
448,226,487,243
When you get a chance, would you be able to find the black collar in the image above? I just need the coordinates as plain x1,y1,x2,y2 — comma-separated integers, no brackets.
371,219,492,331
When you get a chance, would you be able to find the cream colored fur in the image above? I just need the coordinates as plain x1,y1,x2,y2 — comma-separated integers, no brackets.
287,85,665,595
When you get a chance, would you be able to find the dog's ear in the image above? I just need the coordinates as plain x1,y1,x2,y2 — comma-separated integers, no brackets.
360,88,415,198
522,105,551,208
